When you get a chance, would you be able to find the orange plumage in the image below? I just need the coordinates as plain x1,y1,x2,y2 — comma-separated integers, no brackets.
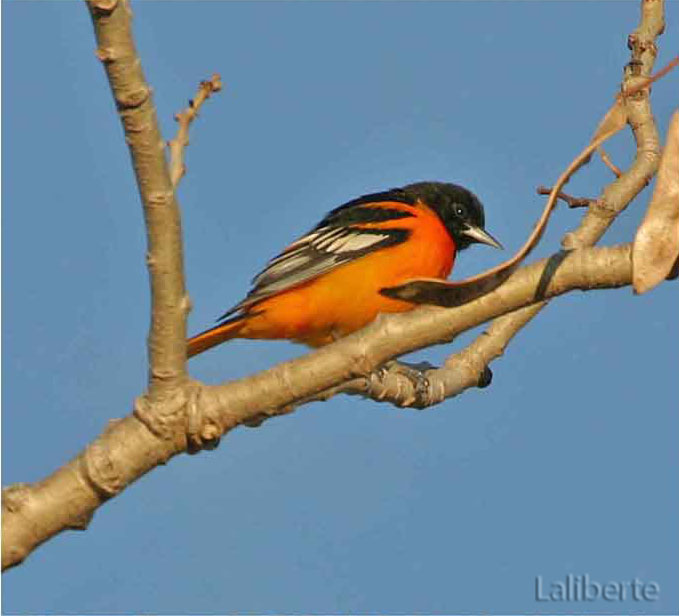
188,182,500,356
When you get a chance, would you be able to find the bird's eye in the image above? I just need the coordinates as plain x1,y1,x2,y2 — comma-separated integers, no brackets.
455,205,466,218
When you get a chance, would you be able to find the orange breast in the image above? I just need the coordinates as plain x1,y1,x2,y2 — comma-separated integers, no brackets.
240,201,456,346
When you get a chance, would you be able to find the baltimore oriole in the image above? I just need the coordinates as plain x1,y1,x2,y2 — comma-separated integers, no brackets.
188,181,501,356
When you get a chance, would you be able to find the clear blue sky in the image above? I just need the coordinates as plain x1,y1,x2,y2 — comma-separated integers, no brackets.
3,1,677,614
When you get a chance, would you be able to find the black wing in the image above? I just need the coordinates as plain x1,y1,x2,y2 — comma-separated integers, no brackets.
218,191,416,320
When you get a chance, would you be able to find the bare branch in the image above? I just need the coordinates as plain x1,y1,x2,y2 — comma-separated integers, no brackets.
2,244,639,570
328,304,544,409
86,0,189,395
563,0,664,250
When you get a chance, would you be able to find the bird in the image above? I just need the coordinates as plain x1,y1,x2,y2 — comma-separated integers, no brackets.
188,181,501,356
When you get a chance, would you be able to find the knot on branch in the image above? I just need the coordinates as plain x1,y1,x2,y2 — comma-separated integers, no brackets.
180,293,193,318
116,85,151,110
95,47,117,63
627,34,658,60
88,0,118,15
134,383,226,455
83,428,126,498
369,361,437,409
146,190,173,208
134,387,189,441
186,385,224,453
364,358,494,409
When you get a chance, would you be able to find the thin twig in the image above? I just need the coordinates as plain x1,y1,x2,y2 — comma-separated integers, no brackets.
598,147,624,177
168,74,223,188
536,185,594,209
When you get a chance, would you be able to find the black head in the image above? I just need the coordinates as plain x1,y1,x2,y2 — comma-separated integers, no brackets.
402,181,502,251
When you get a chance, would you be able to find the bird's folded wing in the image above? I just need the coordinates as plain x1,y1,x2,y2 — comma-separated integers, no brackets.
218,224,410,320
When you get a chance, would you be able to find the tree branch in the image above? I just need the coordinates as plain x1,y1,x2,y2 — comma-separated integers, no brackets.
426,0,668,414
1,242,641,570
87,0,189,395
199,244,634,427
324,303,543,409
562,0,664,250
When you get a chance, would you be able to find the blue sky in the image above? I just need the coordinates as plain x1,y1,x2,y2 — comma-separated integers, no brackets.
2,1,678,614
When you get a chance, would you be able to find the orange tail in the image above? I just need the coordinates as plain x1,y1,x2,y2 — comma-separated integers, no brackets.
187,316,249,358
